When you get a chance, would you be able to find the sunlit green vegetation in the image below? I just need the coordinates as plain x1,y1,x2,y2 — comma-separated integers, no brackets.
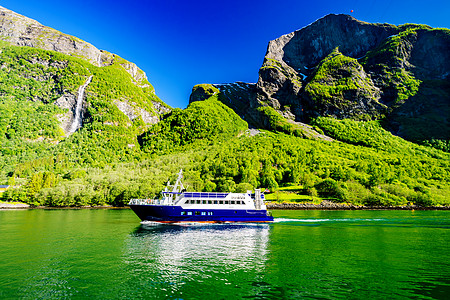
305,48,378,103
361,27,422,105
0,41,449,209
2,114,449,208
256,106,306,137
4,129,450,207
140,96,247,154
0,42,165,186
312,117,416,152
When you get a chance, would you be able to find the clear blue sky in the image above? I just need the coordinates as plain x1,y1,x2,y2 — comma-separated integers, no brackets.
2,0,450,108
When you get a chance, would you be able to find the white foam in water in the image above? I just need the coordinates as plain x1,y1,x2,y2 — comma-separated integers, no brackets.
140,221,160,226
274,218,386,223
274,218,331,222
141,219,387,226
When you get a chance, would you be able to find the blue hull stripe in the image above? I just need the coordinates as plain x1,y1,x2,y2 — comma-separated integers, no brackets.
129,205,274,223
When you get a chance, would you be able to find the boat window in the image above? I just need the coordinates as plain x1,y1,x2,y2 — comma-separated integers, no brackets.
202,200,207,204
225,201,229,204
195,211,201,215
219,200,223,204
181,211,186,215
187,211,193,216
201,212,206,216
214,200,218,204
208,212,213,215
196,200,201,204
231,201,235,205
208,200,212,204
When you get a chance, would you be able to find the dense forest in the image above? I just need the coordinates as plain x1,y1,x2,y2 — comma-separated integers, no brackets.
1,16,449,208
1,84,449,207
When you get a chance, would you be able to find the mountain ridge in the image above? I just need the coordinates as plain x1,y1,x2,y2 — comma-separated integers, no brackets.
191,14,449,147
0,6,156,89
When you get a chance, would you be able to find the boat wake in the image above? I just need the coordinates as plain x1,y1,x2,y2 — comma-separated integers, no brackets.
141,219,385,226
274,218,385,223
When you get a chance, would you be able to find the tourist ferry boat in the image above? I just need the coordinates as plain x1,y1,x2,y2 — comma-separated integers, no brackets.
128,170,274,223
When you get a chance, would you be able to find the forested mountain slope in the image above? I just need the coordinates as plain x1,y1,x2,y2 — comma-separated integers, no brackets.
0,6,170,185
0,7,448,207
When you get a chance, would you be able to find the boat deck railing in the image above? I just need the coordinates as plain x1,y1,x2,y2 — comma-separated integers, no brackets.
182,192,229,198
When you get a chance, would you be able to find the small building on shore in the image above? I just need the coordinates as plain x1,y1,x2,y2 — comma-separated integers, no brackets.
0,185,10,193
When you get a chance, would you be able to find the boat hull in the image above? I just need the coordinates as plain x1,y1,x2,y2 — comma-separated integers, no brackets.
129,205,274,223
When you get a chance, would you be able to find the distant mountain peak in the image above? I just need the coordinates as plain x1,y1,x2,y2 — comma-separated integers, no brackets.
190,15,450,144
0,5,154,87
0,5,103,66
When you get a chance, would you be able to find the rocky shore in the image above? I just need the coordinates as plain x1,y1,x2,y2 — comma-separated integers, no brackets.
0,202,117,209
266,200,450,210
0,202,30,209
1,201,449,210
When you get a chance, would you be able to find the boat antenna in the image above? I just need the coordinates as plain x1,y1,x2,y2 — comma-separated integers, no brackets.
172,169,185,193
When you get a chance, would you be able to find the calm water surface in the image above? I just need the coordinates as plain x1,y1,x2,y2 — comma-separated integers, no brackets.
0,209,449,299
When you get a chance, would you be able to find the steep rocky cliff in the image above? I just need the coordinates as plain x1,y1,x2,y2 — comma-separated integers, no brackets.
0,6,102,66
0,5,172,168
191,14,450,145
0,6,160,92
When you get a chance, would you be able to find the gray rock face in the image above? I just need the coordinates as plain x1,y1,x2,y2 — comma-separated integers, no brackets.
188,14,449,142
265,14,397,72
54,91,92,136
410,30,450,80
0,6,102,66
256,58,304,119
212,82,270,128
189,82,262,126
114,100,159,125
256,14,398,122
302,49,385,119
151,100,171,115
54,93,77,134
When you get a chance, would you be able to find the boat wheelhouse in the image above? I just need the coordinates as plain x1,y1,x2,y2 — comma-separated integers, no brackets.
128,170,273,223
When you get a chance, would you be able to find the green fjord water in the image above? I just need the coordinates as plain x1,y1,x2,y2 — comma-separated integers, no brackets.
0,209,449,299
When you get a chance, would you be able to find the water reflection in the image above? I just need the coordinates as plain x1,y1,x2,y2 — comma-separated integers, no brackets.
122,224,270,298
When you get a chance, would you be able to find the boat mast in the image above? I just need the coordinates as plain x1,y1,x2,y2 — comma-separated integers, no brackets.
162,169,185,205
255,189,262,210
172,169,185,193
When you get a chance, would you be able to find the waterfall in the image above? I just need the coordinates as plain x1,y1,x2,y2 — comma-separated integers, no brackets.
69,75,93,134
97,53,102,66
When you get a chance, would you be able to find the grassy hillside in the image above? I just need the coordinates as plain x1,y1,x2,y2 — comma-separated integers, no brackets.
140,95,248,154
3,129,448,207
0,42,448,208
2,99,448,207
0,42,168,183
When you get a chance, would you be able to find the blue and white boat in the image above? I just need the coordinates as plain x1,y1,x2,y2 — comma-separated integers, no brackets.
128,170,274,223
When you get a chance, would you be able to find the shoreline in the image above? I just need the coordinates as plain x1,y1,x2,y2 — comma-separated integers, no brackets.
0,203,126,210
1,201,449,211
266,201,450,210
